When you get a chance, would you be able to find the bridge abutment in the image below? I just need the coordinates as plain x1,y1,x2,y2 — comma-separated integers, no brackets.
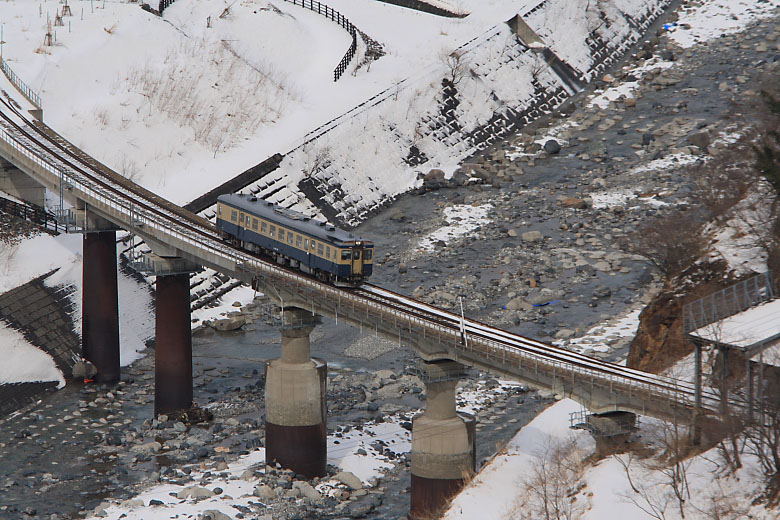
0,157,46,208
265,308,327,478
154,271,194,416
587,411,636,454
82,229,120,383
410,360,475,520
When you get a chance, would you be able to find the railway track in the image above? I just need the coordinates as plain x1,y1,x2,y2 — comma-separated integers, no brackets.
0,98,732,419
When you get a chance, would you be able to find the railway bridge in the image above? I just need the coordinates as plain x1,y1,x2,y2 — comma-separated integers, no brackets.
0,96,726,517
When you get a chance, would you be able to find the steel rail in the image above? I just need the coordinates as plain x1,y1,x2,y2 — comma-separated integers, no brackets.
354,285,725,411
0,100,732,418
361,284,708,394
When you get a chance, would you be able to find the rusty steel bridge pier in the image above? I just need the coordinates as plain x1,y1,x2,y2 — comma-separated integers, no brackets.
410,360,476,519
130,255,201,417
154,272,193,416
265,308,328,478
81,224,121,383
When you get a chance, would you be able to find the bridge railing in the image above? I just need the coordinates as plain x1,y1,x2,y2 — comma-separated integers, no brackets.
246,265,732,419
0,113,735,422
0,193,58,233
0,57,42,109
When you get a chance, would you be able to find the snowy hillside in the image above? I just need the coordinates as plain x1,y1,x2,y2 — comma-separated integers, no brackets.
2,0,677,225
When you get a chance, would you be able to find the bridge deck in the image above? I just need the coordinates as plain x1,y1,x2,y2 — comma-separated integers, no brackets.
0,96,734,425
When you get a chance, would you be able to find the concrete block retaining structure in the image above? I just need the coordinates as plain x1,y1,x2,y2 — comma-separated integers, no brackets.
187,0,675,230
0,270,79,417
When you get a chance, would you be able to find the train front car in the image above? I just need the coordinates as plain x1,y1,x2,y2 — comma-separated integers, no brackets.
216,194,374,286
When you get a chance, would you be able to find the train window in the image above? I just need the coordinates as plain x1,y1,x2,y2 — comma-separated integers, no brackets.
317,243,323,256
270,225,276,238
231,210,237,222
341,250,351,261
239,213,244,224
288,233,294,245
252,218,258,230
296,235,302,248
279,229,285,241
261,221,268,234
354,250,361,260
304,239,309,250
311,240,316,251
218,206,221,216
326,246,331,259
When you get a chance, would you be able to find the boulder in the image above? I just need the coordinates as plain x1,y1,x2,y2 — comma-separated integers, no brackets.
72,360,97,380
424,168,446,182
561,197,588,209
505,297,532,311
253,484,275,499
521,230,543,242
334,471,363,490
130,441,162,454
543,139,561,154
293,481,322,502
212,316,245,331
687,131,710,150
200,511,232,520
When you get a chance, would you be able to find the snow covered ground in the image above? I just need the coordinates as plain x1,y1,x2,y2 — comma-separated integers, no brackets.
0,231,155,386
85,377,517,520
0,0,544,208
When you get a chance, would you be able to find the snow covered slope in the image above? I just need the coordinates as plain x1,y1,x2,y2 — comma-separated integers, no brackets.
2,0,674,226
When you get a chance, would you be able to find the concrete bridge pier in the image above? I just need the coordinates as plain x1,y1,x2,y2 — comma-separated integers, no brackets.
265,308,327,478
82,221,120,383
410,360,475,520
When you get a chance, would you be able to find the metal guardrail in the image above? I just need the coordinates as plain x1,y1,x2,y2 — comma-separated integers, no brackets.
683,271,774,333
0,194,58,233
0,58,42,109
282,0,358,81
249,265,728,420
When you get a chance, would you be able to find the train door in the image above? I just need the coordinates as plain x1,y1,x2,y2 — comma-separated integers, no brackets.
351,246,363,277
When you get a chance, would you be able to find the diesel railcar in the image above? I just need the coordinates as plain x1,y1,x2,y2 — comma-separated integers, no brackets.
216,194,374,285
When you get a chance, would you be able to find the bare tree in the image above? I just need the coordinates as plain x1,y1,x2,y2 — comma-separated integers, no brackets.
514,437,585,520
622,211,711,282
440,48,470,88
743,389,780,507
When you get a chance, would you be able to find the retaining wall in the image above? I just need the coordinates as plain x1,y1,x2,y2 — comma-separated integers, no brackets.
0,270,80,417
208,0,673,229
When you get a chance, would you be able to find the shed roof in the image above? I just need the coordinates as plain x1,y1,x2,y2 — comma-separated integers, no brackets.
689,299,780,352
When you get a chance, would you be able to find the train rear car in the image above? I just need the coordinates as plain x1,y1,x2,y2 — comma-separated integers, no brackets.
216,194,373,285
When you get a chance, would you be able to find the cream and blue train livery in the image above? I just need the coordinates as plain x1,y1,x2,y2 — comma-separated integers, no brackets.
216,194,374,285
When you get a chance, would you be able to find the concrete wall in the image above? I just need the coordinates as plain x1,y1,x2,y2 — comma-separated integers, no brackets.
0,270,80,417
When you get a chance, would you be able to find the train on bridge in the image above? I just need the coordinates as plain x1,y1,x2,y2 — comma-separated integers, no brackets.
216,194,374,286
